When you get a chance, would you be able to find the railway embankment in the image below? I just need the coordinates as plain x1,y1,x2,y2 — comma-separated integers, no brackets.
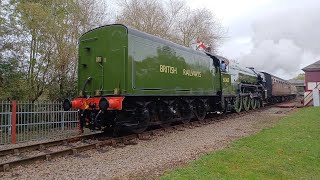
160,107,320,179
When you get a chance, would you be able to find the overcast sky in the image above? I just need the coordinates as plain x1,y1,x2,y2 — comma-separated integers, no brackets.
108,0,320,79
186,0,320,79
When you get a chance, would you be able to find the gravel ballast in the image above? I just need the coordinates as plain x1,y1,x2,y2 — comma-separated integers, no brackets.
0,107,294,179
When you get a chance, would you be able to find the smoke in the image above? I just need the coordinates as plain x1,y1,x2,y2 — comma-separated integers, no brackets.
240,2,320,79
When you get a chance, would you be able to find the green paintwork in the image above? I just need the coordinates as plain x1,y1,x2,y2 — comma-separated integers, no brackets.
238,73,258,84
220,67,258,96
78,25,127,96
77,24,221,96
221,73,234,95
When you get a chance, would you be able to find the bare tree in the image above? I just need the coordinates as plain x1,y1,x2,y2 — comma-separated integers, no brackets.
174,8,225,51
116,0,226,52
162,0,185,39
116,0,169,37
49,0,110,100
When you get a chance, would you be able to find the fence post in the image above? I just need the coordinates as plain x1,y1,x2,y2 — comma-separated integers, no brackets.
77,111,82,134
11,100,17,144
313,88,320,107
61,111,65,131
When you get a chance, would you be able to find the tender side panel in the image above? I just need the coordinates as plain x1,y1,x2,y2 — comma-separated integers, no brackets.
127,33,218,95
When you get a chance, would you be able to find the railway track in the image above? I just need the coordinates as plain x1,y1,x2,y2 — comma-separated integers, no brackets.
0,107,272,172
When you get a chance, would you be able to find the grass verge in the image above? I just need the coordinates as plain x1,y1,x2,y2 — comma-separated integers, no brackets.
160,107,320,179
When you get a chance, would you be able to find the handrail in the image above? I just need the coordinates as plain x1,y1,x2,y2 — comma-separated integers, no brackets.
303,83,320,105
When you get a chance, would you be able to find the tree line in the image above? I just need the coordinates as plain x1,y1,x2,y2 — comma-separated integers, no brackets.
0,0,225,102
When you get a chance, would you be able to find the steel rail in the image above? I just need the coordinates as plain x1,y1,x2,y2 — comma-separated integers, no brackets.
0,134,140,172
0,132,103,157
0,105,277,172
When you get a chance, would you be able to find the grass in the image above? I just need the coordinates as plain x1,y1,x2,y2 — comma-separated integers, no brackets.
160,107,320,180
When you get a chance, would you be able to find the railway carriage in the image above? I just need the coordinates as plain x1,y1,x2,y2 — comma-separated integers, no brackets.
63,24,295,134
260,72,297,103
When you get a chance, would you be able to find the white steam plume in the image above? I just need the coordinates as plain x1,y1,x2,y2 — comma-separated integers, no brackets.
240,2,320,79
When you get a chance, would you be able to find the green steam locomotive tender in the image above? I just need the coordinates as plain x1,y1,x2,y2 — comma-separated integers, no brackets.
63,24,265,134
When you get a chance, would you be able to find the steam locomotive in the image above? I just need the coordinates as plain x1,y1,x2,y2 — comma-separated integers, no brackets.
63,24,296,134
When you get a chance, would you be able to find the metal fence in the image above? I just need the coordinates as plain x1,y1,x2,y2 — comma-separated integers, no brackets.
0,101,11,144
0,101,79,144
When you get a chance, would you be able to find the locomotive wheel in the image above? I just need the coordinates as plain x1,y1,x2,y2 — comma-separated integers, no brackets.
181,115,192,124
130,124,148,134
152,101,172,128
174,100,192,124
146,101,168,128
242,96,250,111
256,99,261,109
234,95,242,113
129,106,150,134
223,99,229,114
250,98,257,110
191,100,207,121
160,122,171,128
130,115,149,134
261,99,265,107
